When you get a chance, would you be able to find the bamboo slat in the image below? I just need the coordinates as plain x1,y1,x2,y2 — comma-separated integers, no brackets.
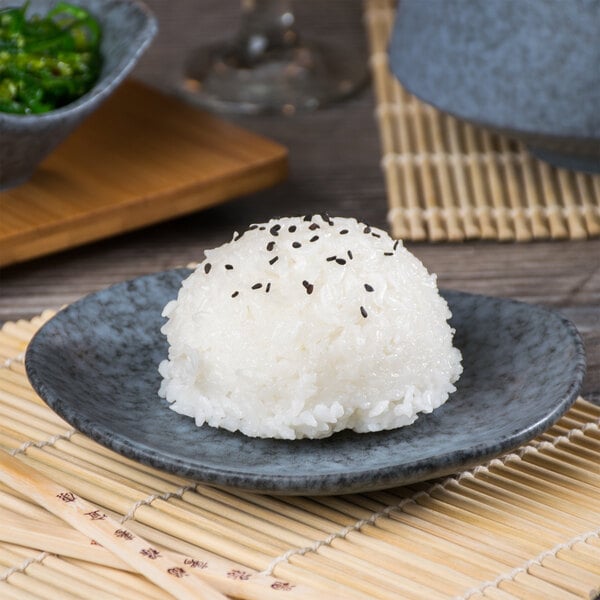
365,0,600,242
0,312,599,600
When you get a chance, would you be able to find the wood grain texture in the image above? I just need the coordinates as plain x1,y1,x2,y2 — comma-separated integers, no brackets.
0,0,598,403
0,80,287,267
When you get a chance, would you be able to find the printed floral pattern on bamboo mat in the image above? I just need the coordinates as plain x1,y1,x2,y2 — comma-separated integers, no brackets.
0,314,599,600
365,0,600,242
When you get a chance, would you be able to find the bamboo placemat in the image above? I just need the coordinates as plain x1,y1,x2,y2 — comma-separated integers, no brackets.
364,0,600,242
1,313,599,600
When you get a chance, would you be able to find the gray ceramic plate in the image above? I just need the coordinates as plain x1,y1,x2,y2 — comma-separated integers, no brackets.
25,269,585,495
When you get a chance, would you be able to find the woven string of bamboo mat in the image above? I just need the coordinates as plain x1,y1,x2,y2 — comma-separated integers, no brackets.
0,313,599,600
364,0,600,242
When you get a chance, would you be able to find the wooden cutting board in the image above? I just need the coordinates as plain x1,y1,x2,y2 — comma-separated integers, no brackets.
0,80,288,268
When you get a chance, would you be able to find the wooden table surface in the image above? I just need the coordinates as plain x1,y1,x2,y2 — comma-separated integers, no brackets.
1,1,598,402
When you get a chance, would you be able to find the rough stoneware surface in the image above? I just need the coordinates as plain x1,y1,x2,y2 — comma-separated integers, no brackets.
25,269,586,495
389,0,600,172
0,0,157,188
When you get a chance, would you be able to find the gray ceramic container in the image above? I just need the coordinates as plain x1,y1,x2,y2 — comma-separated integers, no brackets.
0,0,157,189
389,0,600,173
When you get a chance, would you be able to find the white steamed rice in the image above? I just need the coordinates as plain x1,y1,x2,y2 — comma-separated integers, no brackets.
158,215,462,439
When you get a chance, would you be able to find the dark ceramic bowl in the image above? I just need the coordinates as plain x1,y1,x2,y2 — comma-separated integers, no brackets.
0,0,157,189
389,0,600,173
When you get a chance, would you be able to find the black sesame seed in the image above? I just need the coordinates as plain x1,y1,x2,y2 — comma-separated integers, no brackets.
288,225,297,233
225,264,233,270
364,284,374,292
234,232,243,241
266,282,271,293
363,226,371,234
347,250,353,259
336,258,346,265
231,291,239,298
302,280,314,295
384,252,393,256
339,229,349,235
360,306,368,318
259,226,266,230
393,240,399,250
248,225,258,230
310,235,319,242
371,233,381,238
270,225,281,236
326,256,336,262
303,215,313,222
292,241,302,248
309,223,320,231
252,283,262,290
266,241,276,251
269,256,279,265
204,263,211,274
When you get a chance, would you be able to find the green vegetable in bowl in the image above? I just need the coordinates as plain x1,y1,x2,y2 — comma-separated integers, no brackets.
0,2,102,114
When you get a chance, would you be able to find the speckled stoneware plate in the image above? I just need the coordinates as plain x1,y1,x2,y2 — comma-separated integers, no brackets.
25,269,586,495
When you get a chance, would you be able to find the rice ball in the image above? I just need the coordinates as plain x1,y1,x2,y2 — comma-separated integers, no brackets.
158,215,462,439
